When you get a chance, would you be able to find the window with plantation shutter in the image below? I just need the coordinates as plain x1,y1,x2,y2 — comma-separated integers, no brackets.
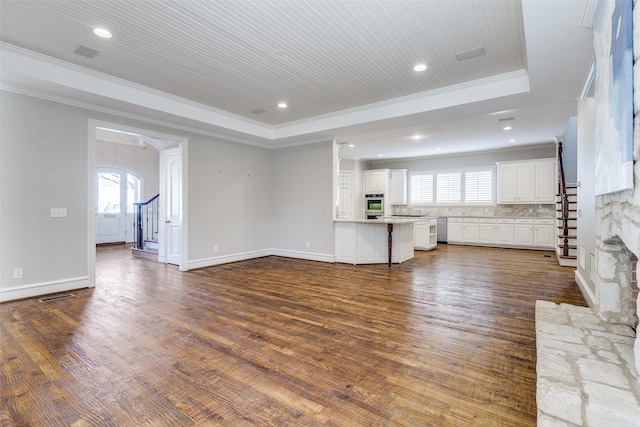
409,167,494,205
410,173,433,204
464,170,493,203
436,172,461,204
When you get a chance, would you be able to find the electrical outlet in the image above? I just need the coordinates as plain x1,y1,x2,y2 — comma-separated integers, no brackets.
51,208,67,218
214,245,219,252
13,268,23,279
306,242,311,248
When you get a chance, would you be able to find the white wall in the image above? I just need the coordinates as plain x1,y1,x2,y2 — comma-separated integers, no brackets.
271,142,335,261
562,117,579,186
576,98,596,303
1,90,338,300
1,91,90,297
187,136,272,265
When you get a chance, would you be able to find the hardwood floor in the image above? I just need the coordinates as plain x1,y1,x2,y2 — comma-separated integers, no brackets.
1,244,586,426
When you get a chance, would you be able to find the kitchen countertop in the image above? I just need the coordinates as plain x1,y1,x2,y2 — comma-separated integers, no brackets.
334,217,436,224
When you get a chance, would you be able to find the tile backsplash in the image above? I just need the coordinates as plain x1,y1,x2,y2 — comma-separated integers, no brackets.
392,204,556,218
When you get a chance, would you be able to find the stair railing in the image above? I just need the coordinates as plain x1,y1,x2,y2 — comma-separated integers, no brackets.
133,194,159,250
558,142,570,257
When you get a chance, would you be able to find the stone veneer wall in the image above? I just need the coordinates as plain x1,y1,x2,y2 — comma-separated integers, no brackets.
593,0,640,376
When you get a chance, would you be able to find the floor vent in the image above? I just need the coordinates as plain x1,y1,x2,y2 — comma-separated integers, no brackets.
39,293,75,303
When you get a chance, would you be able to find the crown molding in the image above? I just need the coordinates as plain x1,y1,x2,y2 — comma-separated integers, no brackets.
1,83,277,149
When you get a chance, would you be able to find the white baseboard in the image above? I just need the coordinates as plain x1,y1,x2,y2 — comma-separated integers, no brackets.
0,276,89,303
187,249,272,270
575,269,595,308
269,249,335,263
187,248,335,270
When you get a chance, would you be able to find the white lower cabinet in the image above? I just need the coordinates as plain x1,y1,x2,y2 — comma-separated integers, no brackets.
514,219,534,247
533,219,555,248
447,217,554,250
495,219,515,245
478,219,497,245
414,218,437,250
448,218,464,243
462,218,479,243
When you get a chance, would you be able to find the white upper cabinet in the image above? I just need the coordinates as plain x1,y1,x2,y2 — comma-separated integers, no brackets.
389,169,407,205
364,169,390,195
534,160,557,203
497,159,555,204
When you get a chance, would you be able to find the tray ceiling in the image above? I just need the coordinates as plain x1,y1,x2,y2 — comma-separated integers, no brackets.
0,1,594,160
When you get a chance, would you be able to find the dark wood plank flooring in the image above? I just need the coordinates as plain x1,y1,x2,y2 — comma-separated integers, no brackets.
0,244,586,426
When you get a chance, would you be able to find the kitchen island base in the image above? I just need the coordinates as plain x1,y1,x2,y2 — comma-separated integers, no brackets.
334,220,414,265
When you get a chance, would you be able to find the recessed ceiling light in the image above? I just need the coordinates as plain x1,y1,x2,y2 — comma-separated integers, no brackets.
348,144,355,148
413,63,427,72
509,139,516,143
411,134,423,140
436,148,441,151
378,154,384,157
277,102,287,109
503,126,512,131
93,27,112,38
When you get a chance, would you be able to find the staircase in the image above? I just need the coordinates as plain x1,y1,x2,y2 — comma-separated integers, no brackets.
131,194,159,261
556,142,577,267
556,186,577,266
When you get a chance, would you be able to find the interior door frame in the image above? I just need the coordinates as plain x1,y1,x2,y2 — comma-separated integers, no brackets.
88,119,189,288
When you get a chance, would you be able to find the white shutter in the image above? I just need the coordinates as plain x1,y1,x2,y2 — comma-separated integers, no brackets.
436,173,461,204
464,170,493,203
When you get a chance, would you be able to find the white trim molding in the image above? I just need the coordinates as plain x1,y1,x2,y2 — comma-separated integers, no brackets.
268,249,336,264
575,269,596,308
0,276,89,303
187,249,335,271
187,249,273,270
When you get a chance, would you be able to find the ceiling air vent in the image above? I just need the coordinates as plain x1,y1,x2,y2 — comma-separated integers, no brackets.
497,117,515,123
251,109,267,115
455,46,486,62
74,45,99,59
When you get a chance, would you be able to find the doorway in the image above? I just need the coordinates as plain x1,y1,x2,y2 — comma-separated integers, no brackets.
88,120,188,289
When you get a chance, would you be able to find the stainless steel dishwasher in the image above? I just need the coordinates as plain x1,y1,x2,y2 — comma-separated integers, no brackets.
437,217,448,243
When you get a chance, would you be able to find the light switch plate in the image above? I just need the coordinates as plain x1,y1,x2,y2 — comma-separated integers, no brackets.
51,208,67,218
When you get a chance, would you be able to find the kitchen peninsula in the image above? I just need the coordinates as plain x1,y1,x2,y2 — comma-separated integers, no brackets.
334,217,420,266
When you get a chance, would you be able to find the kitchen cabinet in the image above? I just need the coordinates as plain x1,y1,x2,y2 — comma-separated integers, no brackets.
497,159,555,204
534,160,557,203
478,219,497,245
414,218,437,251
447,217,553,250
462,218,479,243
497,162,534,203
495,219,515,245
364,169,390,195
533,219,555,248
447,218,480,244
447,218,464,243
514,219,534,247
389,169,408,205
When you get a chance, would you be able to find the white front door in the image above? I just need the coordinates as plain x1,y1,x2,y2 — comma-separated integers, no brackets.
96,169,141,244
162,147,182,265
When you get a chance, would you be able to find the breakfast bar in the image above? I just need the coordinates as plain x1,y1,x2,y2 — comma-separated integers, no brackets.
334,218,417,266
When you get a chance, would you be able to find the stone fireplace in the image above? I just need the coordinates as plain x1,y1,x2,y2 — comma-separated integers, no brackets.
535,1,640,425
595,213,640,371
